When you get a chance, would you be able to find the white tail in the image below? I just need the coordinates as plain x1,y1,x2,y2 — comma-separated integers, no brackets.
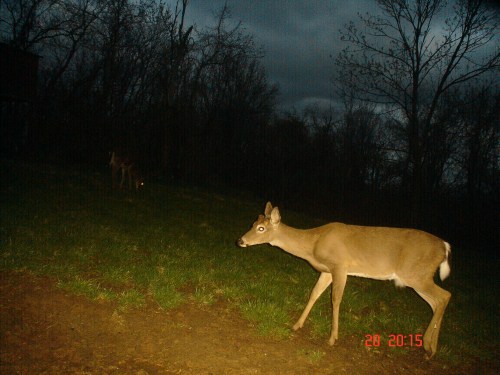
439,242,451,281
109,151,144,190
237,202,451,359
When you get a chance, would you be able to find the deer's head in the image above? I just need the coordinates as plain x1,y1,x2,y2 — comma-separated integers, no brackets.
135,178,144,190
237,202,281,247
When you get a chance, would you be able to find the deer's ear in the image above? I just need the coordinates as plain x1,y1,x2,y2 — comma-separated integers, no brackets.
270,207,281,225
264,202,273,217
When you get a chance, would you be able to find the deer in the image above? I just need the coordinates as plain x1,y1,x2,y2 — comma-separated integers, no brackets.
237,202,451,359
109,151,144,190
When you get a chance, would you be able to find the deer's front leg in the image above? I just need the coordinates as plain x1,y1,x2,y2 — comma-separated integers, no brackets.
329,267,347,346
293,272,332,330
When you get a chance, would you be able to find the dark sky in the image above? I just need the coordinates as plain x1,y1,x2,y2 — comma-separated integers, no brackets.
172,0,499,112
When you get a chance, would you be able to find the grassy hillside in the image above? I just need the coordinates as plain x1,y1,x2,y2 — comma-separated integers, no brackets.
0,159,497,368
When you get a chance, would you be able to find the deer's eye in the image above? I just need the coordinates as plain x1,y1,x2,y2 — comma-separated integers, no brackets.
257,226,265,232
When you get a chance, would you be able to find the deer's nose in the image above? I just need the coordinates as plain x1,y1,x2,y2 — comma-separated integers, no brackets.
237,238,247,247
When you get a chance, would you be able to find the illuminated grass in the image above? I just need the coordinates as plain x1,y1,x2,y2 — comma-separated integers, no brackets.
298,348,326,364
240,299,291,339
118,289,146,310
149,280,184,310
58,277,114,302
192,284,217,305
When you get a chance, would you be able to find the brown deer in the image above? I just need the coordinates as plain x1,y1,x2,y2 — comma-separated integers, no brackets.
237,202,451,359
109,151,144,190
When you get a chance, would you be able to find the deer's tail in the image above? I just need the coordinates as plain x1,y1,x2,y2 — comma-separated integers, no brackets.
439,242,451,281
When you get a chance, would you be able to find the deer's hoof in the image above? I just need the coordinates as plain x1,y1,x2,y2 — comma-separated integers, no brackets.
424,351,435,360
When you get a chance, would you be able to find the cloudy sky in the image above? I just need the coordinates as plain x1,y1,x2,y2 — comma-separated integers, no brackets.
168,0,499,112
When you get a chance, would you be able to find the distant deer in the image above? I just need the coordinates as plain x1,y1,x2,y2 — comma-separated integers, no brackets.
237,202,451,359
109,151,144,190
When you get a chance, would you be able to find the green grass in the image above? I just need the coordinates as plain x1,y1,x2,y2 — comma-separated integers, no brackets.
58,277,115,301
0,159,498,369
297,348,326,364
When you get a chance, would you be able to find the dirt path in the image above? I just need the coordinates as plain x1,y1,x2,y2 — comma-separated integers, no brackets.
0,271,467,374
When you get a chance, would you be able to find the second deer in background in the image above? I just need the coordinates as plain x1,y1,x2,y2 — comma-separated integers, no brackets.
110,151,144,190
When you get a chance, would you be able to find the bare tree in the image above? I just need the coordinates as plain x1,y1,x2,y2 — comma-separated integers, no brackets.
180,4,276,182
335,0,500,223
456,86,499,229
155,0,194,173
1,0,66,50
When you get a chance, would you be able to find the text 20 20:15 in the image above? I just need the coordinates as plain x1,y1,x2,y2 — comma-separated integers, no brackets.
364,334,423,347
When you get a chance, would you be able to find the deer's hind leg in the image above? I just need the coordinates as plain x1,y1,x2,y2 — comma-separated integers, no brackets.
119,166,127,189
411,280,451,359
111,164,119,189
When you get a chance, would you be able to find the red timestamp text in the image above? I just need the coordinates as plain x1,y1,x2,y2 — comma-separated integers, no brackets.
364,334,423,347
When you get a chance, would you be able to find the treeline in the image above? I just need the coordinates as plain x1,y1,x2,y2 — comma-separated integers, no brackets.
273,93,498,250
1,0,498,249
2,0,277,171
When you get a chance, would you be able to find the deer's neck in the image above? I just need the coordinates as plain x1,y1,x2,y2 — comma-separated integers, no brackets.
270,223,318,260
